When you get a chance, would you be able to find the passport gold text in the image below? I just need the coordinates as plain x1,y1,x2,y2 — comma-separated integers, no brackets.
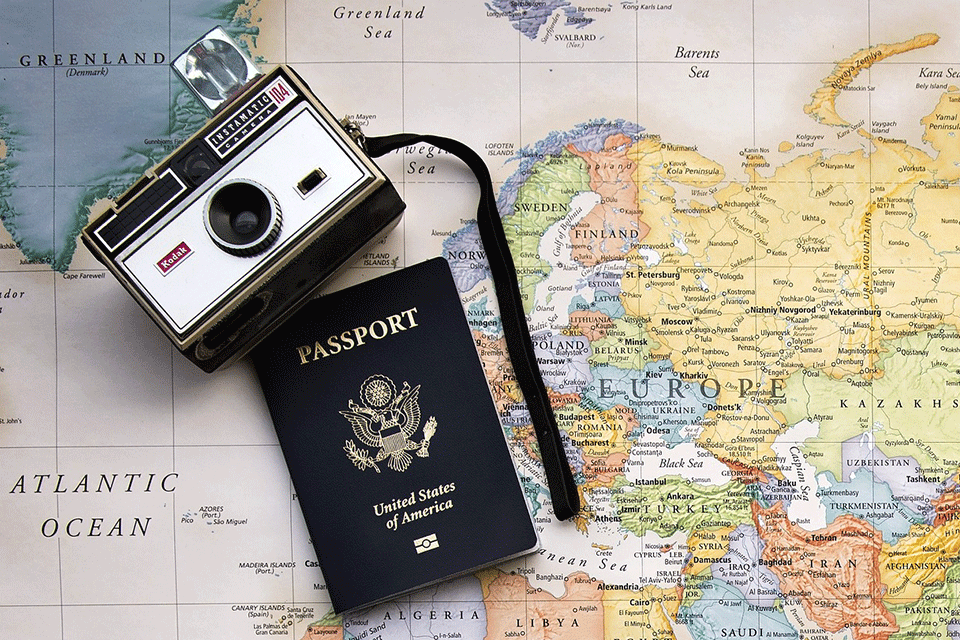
297,307,420,364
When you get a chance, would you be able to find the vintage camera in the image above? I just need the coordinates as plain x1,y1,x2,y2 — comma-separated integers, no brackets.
82,27,404,372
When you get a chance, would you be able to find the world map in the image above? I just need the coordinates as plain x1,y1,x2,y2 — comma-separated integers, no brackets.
445,31,960,637
4,2,960,640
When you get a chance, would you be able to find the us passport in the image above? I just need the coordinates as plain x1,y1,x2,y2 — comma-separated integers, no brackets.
252,257,538,613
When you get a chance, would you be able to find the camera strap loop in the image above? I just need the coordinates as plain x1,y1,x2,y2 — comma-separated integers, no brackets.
366,134,580,522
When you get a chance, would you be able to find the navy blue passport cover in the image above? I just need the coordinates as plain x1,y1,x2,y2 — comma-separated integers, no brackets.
253,257,538,613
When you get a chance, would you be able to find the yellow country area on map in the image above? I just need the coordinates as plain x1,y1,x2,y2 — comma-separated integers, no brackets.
476,567,682,640
881,518,960,606
601,584,682,640
477,569,604,639
614,54,960,478
682,526,736,576
780,329,960,477
910,90,960,255
777,89,960,476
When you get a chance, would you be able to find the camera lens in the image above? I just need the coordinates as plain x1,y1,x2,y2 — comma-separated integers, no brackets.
232,210,260,235
205,179,282,256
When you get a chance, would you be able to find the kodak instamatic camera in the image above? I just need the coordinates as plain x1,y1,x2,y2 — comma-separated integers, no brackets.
82,27,405,372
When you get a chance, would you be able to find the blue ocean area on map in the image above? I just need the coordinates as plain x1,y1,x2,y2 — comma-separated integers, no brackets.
0,1,253,269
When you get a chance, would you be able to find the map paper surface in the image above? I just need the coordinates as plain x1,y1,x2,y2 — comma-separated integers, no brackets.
4,2,960,639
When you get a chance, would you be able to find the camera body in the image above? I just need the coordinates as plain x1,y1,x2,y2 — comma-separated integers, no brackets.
82,35,404,372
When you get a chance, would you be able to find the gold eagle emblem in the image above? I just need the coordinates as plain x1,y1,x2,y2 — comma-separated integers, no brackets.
342,375,437,472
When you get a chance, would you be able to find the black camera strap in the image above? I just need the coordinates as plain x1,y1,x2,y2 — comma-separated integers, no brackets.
365,133,580,522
